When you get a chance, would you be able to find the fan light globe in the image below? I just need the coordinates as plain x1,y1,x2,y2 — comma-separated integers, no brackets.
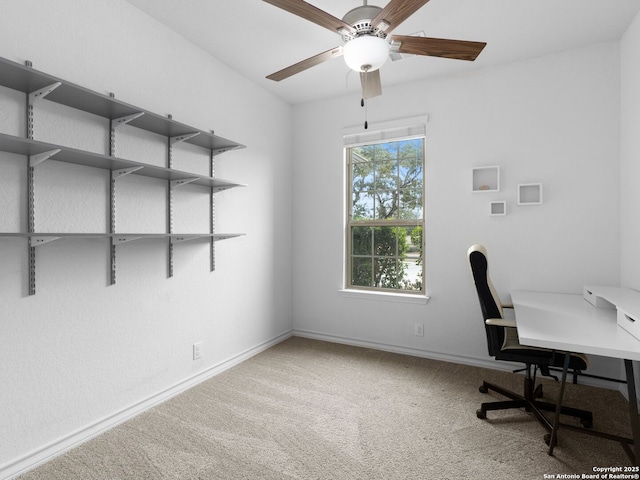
343,35,390,72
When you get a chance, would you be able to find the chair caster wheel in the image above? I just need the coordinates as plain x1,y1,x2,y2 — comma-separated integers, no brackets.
476,409,486,419
479,385,488,394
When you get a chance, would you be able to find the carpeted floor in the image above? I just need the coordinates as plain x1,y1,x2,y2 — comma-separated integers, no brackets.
19,337,633,479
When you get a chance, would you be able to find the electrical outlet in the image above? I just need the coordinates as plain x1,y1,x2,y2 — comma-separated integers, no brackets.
414,323,424,337
193,342,202,360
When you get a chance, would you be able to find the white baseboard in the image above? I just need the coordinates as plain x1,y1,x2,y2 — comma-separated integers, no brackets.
1,330,294,480
292,329,622,390
292,328,510,371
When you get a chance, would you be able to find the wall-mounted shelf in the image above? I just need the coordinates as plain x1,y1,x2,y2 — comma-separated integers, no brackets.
0,56,247,295
472,166,500,193
0,133,244,191
0,56,243,154
0,233,244,242
490,201,506,216
517,183,543,205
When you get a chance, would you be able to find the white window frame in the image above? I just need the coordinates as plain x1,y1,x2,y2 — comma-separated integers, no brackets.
342,116,428,298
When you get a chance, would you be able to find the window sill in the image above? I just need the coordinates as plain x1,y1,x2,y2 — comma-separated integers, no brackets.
339,289,430,304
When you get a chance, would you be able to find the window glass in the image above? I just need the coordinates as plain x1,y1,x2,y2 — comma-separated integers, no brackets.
346,137,425,293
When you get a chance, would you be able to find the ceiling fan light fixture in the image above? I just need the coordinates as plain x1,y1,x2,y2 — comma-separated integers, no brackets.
343,35,390,72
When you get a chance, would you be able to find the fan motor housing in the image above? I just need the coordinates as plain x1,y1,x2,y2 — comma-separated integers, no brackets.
341,5,387,41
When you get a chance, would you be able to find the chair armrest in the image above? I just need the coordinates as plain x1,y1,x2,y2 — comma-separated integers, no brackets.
485,318,517,328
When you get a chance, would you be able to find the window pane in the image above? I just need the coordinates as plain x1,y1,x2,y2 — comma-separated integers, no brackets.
399,188,423,220
351,153,374,220
374,160,397,190
352,257,372,287
399,154,423,177
374,226,397,256
375,142,398,161
403,226,423,291
375,190,396,220
351,226,372,255
352,191,374,220
353,145,375,162
374,257,400,288
352,159,374,186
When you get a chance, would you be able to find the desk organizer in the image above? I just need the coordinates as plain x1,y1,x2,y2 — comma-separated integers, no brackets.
583,286,640,341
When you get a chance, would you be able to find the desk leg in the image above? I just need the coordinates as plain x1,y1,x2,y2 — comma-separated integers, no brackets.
624,359,640,466
548,352,571,456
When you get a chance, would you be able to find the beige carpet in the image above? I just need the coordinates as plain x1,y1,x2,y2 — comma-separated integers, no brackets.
19,337,632,479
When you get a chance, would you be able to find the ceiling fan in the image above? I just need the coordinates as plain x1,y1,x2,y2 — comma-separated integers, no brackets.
263,0,487,100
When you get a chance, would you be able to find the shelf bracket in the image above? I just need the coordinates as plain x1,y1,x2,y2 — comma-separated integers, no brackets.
213,235,237,241
170,132,200,146
112,166,144,179
112,112,144,128
170,177,199,189
27,82,62,141
171,235,200,244
30,236,61,246
29,149,61,168
109,112,144,157
167,175,199,278
28,235,60,295
29,82,62,103
109,165,143,286
166,129,200,278
112,236,142,245
26,147,60,295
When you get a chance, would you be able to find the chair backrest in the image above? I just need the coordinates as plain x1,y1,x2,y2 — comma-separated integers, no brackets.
467,244,506,357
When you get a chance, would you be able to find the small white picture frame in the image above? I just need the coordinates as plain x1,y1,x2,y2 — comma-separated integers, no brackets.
517,183,543,205
472,166,500,193
490,201,506,216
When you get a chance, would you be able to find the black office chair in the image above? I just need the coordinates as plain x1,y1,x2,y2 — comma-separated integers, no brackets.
467,244,593,432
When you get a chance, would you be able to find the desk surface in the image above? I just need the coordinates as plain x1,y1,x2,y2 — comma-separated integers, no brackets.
511,290,640,361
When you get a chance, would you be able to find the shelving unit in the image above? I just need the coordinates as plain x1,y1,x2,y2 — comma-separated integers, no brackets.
472,166,500,193
517,183,543,205
0,133,241,190
489,201,506,216
0,56,246,295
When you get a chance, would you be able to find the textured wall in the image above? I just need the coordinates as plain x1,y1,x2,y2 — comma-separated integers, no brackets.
0,0,293,476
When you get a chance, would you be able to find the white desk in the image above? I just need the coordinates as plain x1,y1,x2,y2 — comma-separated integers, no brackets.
511,291,640,361
511,290,640,464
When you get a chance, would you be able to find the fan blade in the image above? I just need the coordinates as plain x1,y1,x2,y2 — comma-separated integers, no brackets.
266,46,343,81
391,35,486,61
263,0,355,35
371,0,431,33
360,70,382,99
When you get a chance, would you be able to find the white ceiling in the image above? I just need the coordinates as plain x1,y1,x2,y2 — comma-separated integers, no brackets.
126,0,640,105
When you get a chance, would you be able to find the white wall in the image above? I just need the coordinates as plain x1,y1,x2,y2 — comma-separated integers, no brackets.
0,0,293,477
292,43,621,376
621,10,640,290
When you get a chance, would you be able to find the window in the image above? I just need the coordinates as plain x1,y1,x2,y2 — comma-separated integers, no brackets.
345,135,425,294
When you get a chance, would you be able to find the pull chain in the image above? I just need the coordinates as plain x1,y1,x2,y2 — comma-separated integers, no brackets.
362,66,369,129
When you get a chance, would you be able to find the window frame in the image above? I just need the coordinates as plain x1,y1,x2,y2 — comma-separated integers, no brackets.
344,133,426,295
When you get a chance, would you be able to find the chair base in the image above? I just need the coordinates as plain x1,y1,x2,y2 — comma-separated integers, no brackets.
476,378,593,432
